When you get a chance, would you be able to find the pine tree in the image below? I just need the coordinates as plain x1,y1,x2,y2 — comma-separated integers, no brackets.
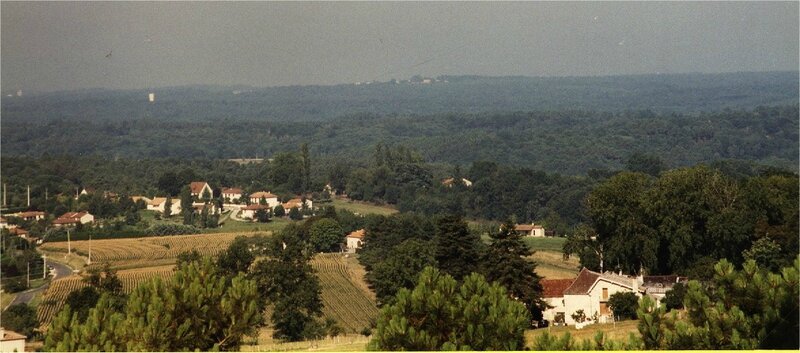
482,220,547,321
433,215,482,281
369,267,529,350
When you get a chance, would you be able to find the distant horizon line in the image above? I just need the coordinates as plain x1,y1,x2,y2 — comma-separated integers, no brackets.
4,69,797,96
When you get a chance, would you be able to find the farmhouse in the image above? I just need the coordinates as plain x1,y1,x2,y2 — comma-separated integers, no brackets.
249,191,279,208
541,268,686,326
282,198,312,211
240,204,270,219
147,197,182,215
0,327,26,353
11,211,45,221
514,223,545,237
8,228,29,238
190,182,214,199
345,229,365,253
130,196,151,204
52,211,95,227
442,177,473,187
221,188,243,202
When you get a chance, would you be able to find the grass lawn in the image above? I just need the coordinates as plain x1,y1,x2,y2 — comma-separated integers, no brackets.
330,198,398,216
1,292,17,310
523,236,566,252
525,319,640,347
241,329,369,352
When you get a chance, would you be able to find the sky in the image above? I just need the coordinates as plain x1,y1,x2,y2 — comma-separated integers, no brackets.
2,1,798,93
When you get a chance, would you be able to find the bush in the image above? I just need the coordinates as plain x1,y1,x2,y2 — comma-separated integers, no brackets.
608,292,639,320
3,278,28,293
1,303,38,337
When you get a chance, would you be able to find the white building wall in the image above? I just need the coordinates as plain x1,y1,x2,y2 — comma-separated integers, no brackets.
542,297,566,323
345,237,362,252
0,339,25,352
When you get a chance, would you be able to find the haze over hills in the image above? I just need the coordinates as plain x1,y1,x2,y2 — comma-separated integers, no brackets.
2,71,797,123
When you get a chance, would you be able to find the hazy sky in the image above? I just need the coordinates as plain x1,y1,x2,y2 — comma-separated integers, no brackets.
2,1,798,92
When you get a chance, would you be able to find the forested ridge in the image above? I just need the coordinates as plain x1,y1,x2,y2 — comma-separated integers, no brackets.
2,106,797,174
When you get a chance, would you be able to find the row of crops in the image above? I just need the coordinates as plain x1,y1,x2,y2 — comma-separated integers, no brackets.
311,254,379,333
37,266,175,330
39,232,264,269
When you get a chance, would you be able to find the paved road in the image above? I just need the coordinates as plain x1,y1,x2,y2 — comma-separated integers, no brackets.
8,260,73,307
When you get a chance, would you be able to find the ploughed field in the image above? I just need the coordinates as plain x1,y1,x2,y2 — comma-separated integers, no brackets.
36,232,379,336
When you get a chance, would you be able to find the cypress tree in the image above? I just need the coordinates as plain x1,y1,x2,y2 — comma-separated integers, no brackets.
433,215,482,281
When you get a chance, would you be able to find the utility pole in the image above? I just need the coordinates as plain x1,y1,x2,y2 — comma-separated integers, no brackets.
27,261,30,288
27,185,30,207
67,229,71,256
43,254,47,279
87,232,92,265
3,183,6,206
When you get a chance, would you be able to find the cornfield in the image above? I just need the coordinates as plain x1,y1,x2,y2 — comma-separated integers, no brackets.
37,266,174,330
311,253,379,333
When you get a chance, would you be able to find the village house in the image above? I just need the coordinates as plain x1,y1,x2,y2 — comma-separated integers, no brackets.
249,191,279,208
11,211,45,221
192,203,218,214
345,229,365,253
79,187,95,197
541,268,686,326
190,182,214,199
52,211,95,227
147,197,182,215
281,198,312,212
0,217,16,230
130,196,151,204
9,228,30,239
221,188,243,202
240,204,270,219
441,177,473,187
514,223,546,237
0,327,26,352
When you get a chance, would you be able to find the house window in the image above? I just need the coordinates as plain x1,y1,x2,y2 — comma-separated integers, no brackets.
602,288,608,300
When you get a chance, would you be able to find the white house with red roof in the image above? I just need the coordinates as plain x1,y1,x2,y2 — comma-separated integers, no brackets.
240,204,270,219
147,197,182,215
0,217,16,230
514,223,546,237
249,191,279,208
281,198,312,212
10,211,45,221
190,182,213,199
345,229,365,253
221,188,243,202
52,211,94,227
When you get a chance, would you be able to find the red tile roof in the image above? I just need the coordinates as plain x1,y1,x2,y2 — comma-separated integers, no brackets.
515,223,544,231
222,188,243,194
347,229,365,239
250,191,277,199
190,182,209,194
563,268,601,295
1,328,26,341
541,278,575,298
16,211,45,218
9,228,28,236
